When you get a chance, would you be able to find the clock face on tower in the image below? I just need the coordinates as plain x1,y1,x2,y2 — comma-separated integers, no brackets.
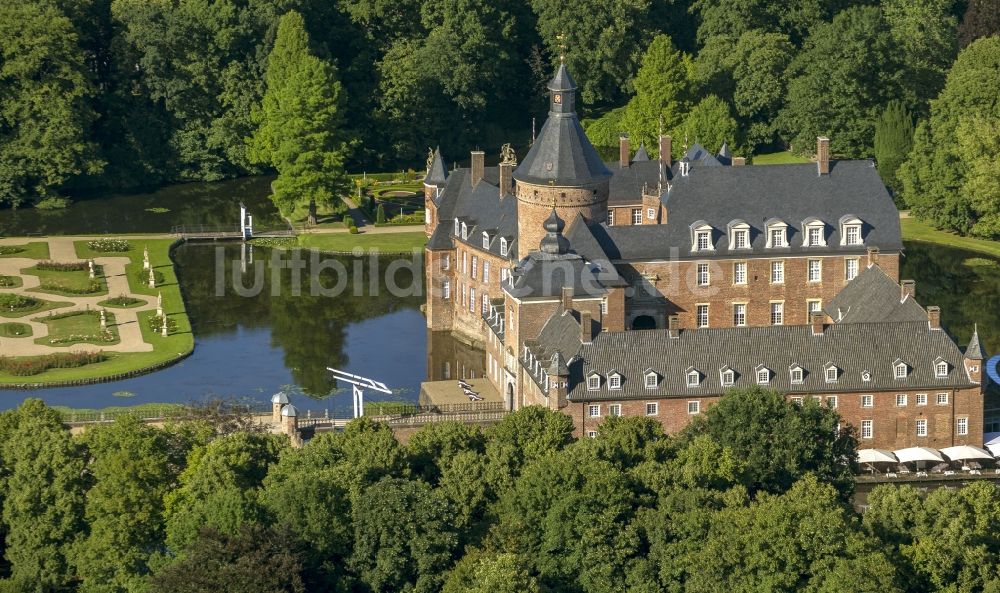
553,93,562,104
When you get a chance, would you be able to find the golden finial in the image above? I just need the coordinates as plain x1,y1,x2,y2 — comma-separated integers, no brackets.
556,33,567,63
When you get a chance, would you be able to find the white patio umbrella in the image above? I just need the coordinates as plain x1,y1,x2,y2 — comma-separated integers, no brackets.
987,443,1000,457
894,447,945,464
940,445,994,462
985,434,1000,446
858,449,897,464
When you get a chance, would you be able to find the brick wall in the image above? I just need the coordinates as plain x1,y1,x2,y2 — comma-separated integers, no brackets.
516,181,608,259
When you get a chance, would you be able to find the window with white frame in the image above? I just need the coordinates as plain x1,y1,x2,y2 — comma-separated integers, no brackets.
461,284,467,306
729,222,750,250
471,256,477,278
482,232,490,249
587,374,600,390
646,402,659,416
687,371,700,387
697,263,710,286
607,210,614,226
916,393,927,405
462,252,467,274
957,417,968,435
790,366,804,384
588,405,601,418
587,431,597,439
696,305,709,328
645,373,658,389
454,220,460,236
770,302,784,325
483,261,489,282
826,396,838,408
791,396,804,405
808,259,822,282
600,298,608,315
844,223,862,245
461,222,468,240
757,368,770,384
609,404,622,416
862,370,872,382
608,374,622,389
861,394,873,408
807,299,822,316
861,419,873,439
696,230,712,251
687,401,700,414
469,288,475,312
896,393,908,407
935,361,949,378
632,208,642,225
771,260,785,283
442,280,451,300
825,365,838,382
767,221,788,248
721,369,735,386
806,225,824,246
734,262,747,285
936,392,949,405
916,419,927,437
894,363,908,379
500,268,509,282
845,258,859,281
733,303,746,327
500,237,508,256
441,254,450,270
481,294,489,315
647,208,655,220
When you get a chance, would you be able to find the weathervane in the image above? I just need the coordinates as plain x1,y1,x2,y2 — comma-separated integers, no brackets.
500,143,517,167
556,33,567,62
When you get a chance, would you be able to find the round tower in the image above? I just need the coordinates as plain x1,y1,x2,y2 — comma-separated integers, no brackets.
270,391,289,422
280,403,298,437
513,63,612,257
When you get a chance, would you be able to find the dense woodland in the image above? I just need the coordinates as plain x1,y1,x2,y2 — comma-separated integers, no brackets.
1,389,999,592
1,0,999,234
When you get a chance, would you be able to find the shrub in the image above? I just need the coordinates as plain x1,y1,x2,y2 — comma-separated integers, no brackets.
343,215,352,229
148,314,178,333
0,275,18,287
34,196,71,210
0,246,24,256
35,260,88,272
88,238,131,252
349,225,360,234
40,279,104,295
134,268,165,286
0,294,40,312
376,203,386,224
102,294,143,307
0,351,108,376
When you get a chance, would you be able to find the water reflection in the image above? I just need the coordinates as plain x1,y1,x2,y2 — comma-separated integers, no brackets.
0,177,282,236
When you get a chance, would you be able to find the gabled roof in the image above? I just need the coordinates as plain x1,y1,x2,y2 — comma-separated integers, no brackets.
825,266,926,324
633,143,650,161
424,147,448,185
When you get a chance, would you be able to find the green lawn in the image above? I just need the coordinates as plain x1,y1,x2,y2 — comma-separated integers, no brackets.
0,241,50,259
0,238,193,385
0,294,71,318
752,151,811,165
901,217,1000,259
34,310,119,347
296,231,427,253
24,265,107,297
0,322,32,338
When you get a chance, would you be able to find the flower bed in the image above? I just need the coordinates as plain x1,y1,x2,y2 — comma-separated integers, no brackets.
0,352,108,376
36,260,88,272
87,238,131,252
0,294,40,312
0,275,21,287
0,246,24,256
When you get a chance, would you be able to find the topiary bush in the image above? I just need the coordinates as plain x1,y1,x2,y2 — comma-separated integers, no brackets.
342,214,352,229
376,203,386,224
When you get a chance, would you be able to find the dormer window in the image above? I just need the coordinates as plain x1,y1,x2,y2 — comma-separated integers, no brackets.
500,237,508,256
720,366,735,387
790,365,804,384
862,370,872,382
686,368,700,387
728,220,750,250
461,222,468,240
765,219,788,248
840,215,863,246
587,373,601,390
608,372,622,390
482,232,490,249
679,159,690,176
935,358,949,378
692,222,714,252
756,365,771,385
454,220,460,236
825,364,839,383
644,371,658,389
894,359,909,379
802,218,826,247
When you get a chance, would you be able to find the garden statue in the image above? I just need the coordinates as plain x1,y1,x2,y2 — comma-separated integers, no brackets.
143,246,150,270
500,143,517,166
88,260,95,279
148,267,156,288
99,309,107,330
161,315,168,337
156,292,163,317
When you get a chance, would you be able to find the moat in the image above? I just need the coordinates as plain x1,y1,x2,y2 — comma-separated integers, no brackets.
0,179,997,414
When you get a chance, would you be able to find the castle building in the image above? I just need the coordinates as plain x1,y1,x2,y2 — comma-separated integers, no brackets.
422,64,989,449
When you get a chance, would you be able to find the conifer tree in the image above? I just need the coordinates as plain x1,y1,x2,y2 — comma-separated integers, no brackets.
250,11,350,224
873,100,914,198
621,35,694,154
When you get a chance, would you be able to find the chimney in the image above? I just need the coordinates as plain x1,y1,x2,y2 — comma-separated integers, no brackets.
580,310,593,343
817,136,830,175
867,247,880,268
470,151,485,186
810,312,825,336
620,134,630,169
561,286,574,311
499,162,513,197
668,315,679,339
901,279,916,301
659,135,672,168
732,157,746,166
927,306,941,330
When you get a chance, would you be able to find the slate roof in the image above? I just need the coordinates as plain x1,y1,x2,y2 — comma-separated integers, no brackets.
559,321,973,401
825,266,927,324
548,63,577,91
593,160,901,260
424,147,448,185
633,143,650,161
426,165,520,257
607,160,662,205
967,326,985,360
506,251,609,300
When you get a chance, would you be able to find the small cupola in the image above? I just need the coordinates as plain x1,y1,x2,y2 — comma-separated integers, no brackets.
539,208,570,255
